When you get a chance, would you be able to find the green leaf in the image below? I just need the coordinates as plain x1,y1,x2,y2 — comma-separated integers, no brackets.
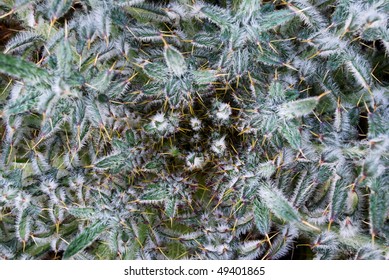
165,197,177,218
258,181,301,223
139,184,168,202
257,161,276,178
127,223,149,259
369,177,389,236
125,130,138,146
236,0,261,21
200,5,232,28
94,153,126,172
26,243,51,257
124,3,170,22
4,87,42,116
0,53,50,83
95,243,115,260
253,198,271,235
166,242,186,259
368,107,388,139
279,96,320,119
4,31,43,54
344,55,371,91
16,209,30,242
57,39,73,78
63,220,108,259
164,45,187,76
280,121,301,150
258,10,295,32
144,160,163,171
143,62,169,81
329,178,348,221
48,0,73,20
68,207,95,219
255,47,283,66
192,70,217,85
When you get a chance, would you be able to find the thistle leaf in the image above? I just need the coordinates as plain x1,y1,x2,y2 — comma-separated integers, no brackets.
258,10,295,32
4,31,43,54
192,70,217,85
16,209,30,242
47,0,73,21
280,121,301,150
278,96,320,119
165,197,177,218
368,177,389,237
199,5,232,28
94,154,126,172
258,181,301,223
253,198,270,235
0,53,49,83
139,184,168,202
69,208,96,219
164,45,187,76
63,220,108,259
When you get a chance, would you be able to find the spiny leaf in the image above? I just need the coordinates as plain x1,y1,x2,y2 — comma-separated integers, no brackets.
139,184,168,202
63,220,108,259
192,70,217,85
253,198,270,235
258,10,295,32
258,181,301,223
16,209,30,242
199,5,232,28
166,242,186,260
368,107,389,139
4,88,42,116
47,0,73,21
164,45,187,77
26,243,51,257
368,177,389,237
4,31,43,54
280,121,301,150
69,208,96,219
0,53,50,83
94,153,126,172
278,96,320,119
165,197,177,218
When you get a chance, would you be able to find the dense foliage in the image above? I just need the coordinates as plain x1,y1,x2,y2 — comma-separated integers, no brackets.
0,0,388,260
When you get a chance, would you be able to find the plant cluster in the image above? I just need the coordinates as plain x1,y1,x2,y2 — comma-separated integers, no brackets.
0,0,388,260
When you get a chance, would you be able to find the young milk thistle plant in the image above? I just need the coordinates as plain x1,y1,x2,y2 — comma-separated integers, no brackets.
0,0,388,260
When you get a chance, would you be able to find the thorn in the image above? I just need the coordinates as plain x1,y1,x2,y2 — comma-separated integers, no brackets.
49,17,57,35
317,90,331,99
126,72,138,83
161,35,168,47
93,53,100,66
266,234,272,248
256,42,263,53
302,220,321,232
308,50,321,60
109,61,117,72
282,63,298,71
64,20,68,39
0,9,14,19
327,219,333,231
268,42,279,54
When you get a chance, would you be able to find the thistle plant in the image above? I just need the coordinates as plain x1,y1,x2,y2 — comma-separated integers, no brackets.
0,0,388,260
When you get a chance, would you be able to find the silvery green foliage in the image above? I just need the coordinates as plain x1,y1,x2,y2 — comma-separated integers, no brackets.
0,0,388,260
